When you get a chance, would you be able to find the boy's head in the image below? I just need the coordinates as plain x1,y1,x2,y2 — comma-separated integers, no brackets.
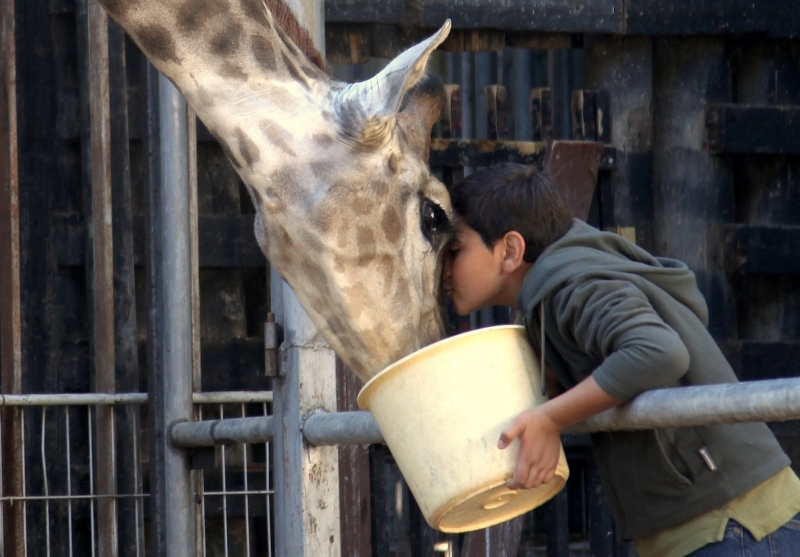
443,163,573,315
450,163,573,263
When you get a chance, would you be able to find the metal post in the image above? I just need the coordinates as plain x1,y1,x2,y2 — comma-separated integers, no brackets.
144,63,196,556
271,1,340,555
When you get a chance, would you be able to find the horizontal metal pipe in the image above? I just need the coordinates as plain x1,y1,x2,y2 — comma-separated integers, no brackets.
171,415,274,448
0,391,273,407
168,378,800,448
303,411,383,446
0,393,149,406
566,377,800,433
191,391,273,404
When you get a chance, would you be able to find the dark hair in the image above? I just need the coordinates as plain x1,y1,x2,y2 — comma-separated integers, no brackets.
449,163,573,263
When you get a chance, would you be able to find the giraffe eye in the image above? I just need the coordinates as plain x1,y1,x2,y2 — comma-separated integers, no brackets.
420,199,449,240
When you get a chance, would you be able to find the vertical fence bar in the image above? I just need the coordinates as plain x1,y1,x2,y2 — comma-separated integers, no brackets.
40,409,51,556
264,402,272,557
187,97,204,557
66,407,74,557
241,404,252,557
85,2,119,554
144,60,196,556
0,0,23,551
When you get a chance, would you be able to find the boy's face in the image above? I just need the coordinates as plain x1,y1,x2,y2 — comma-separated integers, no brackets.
442,220,507,315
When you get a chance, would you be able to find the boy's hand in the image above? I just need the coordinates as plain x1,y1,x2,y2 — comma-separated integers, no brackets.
497,407,563,490
496,375,622,491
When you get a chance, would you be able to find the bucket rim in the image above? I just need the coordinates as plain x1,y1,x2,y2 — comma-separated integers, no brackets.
357,324,526,410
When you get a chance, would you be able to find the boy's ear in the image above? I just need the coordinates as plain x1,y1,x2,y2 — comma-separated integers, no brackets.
500,231,527,273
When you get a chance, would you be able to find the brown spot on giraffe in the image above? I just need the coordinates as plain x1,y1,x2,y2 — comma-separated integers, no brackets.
219,62,248,81
234,128,261,166
251,34,278,72
176,0,230,35
312,132,335,147
377,254,397,295
352,197,373,216
259,120,296,157
310,161,333,181
136,23,180,64
381,207,402,244
356,227,376,256
210,21,244,56
387,153,400,174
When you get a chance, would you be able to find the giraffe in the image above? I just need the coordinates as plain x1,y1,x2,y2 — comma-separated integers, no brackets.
97,0,454,382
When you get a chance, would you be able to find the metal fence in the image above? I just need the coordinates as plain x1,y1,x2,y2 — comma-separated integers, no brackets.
0,392,274,557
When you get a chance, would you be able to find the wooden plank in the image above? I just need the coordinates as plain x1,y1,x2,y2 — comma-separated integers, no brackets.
707,103,800,154
107,16,145,556
585,36,655,252
81,1,119,553
337,358,372,557
420,0,623,33
429,138,617,171
652,37,736,340
0,0,24,551
485,85,508,141
325,0,404,24
460,518,524,557
724,225,800,274
530,88,553,142
325,24,371,64
571,90,597,141
440,30,505,52
325,0,800,38
722,341,800,381
626,0,800,38
55,214,266,267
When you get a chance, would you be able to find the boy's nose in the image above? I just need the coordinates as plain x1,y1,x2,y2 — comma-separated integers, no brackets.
442,252,452,280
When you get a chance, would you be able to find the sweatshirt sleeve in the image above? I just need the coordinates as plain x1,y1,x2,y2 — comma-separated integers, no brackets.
550,278,690,402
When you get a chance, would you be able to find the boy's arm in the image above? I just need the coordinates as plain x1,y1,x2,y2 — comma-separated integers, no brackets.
498,375,620,489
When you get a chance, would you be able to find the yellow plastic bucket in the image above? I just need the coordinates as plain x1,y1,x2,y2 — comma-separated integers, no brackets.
357,325,569,533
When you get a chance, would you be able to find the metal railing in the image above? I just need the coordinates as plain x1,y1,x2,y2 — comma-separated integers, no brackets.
0,391,274,557
170,377,800,449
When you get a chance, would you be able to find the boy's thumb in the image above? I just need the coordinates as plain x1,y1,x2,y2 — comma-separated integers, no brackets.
497,420,523,450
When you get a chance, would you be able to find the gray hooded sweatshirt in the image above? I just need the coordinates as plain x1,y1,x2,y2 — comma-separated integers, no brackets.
517,219,788,540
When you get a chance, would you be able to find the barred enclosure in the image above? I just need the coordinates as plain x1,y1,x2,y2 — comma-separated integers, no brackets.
2,0,800,556
0,392,274,556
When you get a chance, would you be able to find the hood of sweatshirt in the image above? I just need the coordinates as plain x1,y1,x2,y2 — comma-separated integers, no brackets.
516,219,709,326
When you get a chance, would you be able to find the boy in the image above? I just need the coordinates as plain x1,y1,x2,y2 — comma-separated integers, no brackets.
442,163,800,556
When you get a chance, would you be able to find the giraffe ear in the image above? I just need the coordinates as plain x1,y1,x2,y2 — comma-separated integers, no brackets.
334,20,451,142
397,73,446,161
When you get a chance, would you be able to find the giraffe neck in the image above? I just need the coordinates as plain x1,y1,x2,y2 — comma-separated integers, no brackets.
100,0,328,115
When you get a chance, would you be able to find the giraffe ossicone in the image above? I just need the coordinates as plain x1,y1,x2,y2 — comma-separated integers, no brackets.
99,0,455,382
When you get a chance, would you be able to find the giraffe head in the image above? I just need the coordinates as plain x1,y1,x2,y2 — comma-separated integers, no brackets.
250,27,456,382
98,0,454,381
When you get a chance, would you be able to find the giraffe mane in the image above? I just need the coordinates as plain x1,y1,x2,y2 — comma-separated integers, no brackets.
263,0,326,70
